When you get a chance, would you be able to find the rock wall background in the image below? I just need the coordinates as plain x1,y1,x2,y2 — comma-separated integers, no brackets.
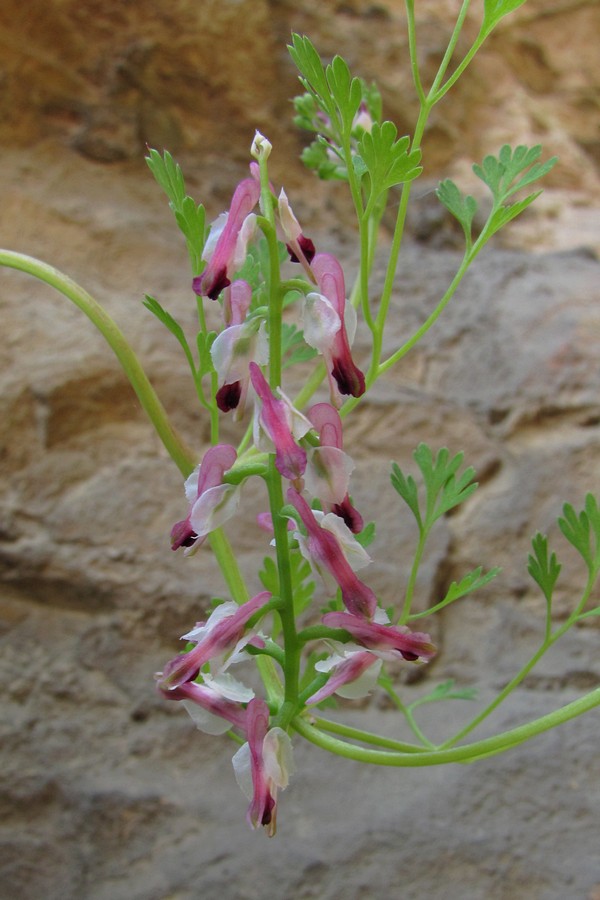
1,1,599,898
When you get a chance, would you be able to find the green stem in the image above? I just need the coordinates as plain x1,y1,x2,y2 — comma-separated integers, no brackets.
398,526,428,624
0,249,195,477
293,686,600,766
311,716,423,753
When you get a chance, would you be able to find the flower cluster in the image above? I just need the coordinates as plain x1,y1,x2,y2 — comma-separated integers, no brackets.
157,136,435,834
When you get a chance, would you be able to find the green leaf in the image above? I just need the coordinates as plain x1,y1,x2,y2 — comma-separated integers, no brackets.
413,443,477,526
143,294,197,375
358,121,422,200
281,323,318,369
528,532,561,603
174,196,206,277
146,149,207,272
481,0,528,38
196,331,217,378
146,148,186,210
391,462,422,529
288,34,330,108
325,54,363,135
473,144,557,206
409,679,478,709
442,566,501,606
354,521,376,549
409,566,500,620
484,191,542,239
558,494,600,575
436,179,478,246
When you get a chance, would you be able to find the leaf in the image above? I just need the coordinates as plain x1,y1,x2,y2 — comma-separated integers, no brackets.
174,196,206,277
436,179,478,246
409,566,500,619
143,294,197,374
473,144,557,206
146,149,207,271
412,443,477,525
196,331,217,378
259,548,316,637
481,0,528,38
527,532,561,603
390,462,422,529
354,521,376,549
325,54,363,135
443,566,501,605
146,148,186,210
410,679,478,709
288,34,330,108
281,323,318,369
358,121,422,199
558,494,600,575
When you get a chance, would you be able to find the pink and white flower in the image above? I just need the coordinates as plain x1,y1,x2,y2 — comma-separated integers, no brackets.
287,488,377,619
303,253,365,406
193,168,260,300
158,591,272,691
250,362,311,482
306,642,382,705
305,402,363,532
322,610,436,662
232,698,294,837
170,444,240,555
278,188,316,280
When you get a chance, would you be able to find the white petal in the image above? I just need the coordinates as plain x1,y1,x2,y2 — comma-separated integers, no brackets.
304,446,354,504
336,657,382,699
202,671,255,703
344,300,357,345
320,513,371,571
302,293,340,353
202,212,228,262
262,728,295,789
183,465,201,503
232,742,253,799
182,601,238,641
189,483,241,536
181,699,233,735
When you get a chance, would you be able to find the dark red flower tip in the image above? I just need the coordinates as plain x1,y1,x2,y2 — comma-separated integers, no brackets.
216,381,242,412
331,357,366,398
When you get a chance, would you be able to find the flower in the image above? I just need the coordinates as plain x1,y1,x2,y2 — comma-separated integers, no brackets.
170,444,240,555
211,289,268,416
278,188,316,280
302,253,365,405
287,488,377,619
305,402,363,533
306,642,382,705
232,698,294,836
157,675,251,735
251,130,272,161
250,362,311,482
158,591,272,691
322,610,436,662
193,168,260,300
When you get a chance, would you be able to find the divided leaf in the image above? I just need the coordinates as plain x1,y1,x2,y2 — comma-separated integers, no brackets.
473,144,557,206
436,179,478,246
358,121,422,199
409,566,500,620
146,149,207,272
391,444,477,535
481,0,529,38
558,494,600,575
281,323,318,369
528,532,561,603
